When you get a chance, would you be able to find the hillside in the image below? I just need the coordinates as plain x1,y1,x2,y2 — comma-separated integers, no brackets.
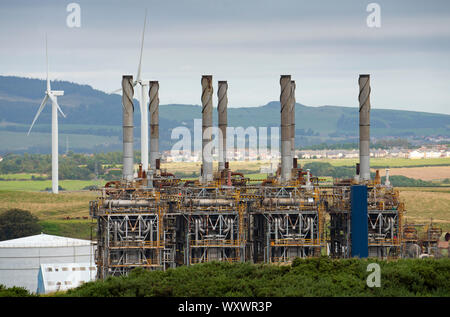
1,76,449,153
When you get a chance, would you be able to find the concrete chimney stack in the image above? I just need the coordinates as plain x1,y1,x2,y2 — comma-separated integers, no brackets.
218,81,228,171
122,75,134,181
359,74,371,181
201,75,213,183
290,80,296,162
149,81,159,171
280,75,292,183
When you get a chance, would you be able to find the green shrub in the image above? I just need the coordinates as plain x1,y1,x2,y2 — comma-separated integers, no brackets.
0,284,35,297
63,258,450,297
0,208,42,241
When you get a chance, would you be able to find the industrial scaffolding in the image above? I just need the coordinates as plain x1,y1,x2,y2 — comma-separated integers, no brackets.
88,73,416,280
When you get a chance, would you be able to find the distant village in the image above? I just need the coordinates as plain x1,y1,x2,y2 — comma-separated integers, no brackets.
163,144,450,162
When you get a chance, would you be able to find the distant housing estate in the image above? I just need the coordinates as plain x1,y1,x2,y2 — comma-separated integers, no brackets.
162,145,450,162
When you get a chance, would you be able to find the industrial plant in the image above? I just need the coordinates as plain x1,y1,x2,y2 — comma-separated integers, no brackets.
88,73,441,279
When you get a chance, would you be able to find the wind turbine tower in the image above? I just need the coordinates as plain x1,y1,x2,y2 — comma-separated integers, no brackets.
111,10,150,172
27,36,66,194
137,10,149,172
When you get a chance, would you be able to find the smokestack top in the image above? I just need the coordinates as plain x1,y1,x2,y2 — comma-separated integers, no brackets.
359,74,370,78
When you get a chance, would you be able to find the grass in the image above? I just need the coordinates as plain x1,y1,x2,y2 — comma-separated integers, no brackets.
0,190,96,220
0,190,97,240
0,179,103,191
39,219,96,240
0,173,46,180
399,188,450,231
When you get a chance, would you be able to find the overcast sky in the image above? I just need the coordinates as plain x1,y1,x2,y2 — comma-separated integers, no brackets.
1,0,450,114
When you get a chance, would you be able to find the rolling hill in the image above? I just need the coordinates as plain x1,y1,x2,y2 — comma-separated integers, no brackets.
1,75,449,153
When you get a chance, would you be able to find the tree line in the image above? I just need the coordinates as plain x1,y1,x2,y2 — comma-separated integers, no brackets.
0,152,130,180
300,138,414,151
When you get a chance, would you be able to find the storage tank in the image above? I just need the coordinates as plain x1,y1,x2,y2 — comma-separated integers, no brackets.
0,233,95,293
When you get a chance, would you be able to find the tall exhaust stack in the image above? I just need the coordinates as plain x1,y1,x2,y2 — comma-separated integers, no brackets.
218,81,228,171
149,81,159,170
290,80,296,162
122,75,134,181
280,75,292,183
201,75,213,183
359,74,371,181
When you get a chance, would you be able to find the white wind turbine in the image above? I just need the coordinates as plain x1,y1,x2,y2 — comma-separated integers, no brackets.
27,36,66,194
112,10,150,172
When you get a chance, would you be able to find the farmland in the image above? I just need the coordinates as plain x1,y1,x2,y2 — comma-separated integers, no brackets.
375,166,450,181
0,184,449,239
1,157,449,239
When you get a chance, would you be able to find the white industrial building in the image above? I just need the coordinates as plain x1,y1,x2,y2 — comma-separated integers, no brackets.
36,263,97,294
0,233,96,293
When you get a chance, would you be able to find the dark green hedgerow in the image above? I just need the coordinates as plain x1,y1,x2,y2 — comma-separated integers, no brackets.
57,257,450,297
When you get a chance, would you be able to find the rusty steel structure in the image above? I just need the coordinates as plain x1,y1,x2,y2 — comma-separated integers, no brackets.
90,74,411,279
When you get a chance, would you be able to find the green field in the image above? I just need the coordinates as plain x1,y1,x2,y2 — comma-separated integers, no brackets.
0,179,103,191
0,173,38,180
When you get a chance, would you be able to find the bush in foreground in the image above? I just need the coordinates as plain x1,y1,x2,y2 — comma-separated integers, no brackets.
62,257,450,297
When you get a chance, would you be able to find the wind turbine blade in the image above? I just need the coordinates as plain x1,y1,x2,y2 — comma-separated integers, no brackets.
136,9,147,82
110,88,122,94
48,93,66,118
46,34,50,91
27,95,49,135
56,102,66,118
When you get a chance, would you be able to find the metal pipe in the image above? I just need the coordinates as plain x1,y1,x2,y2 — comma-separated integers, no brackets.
122,75,134,181
103,200,156,207
186,199,234,207
149,81,159,170
280,75,292,183
359,74,371,181
218,81,228,171
385,168,391,187
201,75,213,183
262,198,309,206
305,168,312,189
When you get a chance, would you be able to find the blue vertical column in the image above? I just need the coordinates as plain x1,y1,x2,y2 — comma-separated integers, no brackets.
351,185,368,258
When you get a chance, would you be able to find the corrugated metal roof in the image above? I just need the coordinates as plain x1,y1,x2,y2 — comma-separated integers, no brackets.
0,233,92,248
